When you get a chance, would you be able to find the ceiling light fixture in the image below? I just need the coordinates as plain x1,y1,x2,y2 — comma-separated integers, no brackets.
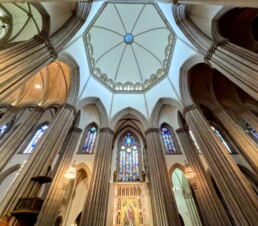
35,84,41,89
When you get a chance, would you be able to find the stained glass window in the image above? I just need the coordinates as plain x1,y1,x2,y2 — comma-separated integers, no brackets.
189,129,201,153
23,125,48,154
0,125,7,135
82,126,97,154
119,133,140,181
211,126,232,154
246,124,258,139
161,126,176,154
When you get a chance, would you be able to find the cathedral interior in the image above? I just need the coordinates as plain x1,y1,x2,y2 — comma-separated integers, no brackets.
0,0,257,226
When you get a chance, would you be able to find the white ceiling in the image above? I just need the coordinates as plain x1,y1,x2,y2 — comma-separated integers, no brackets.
85,2,175,92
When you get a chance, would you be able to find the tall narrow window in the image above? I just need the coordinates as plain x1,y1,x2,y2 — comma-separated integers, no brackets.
161,126,176,154
119,133,140,181
82,126,97,154
23,125,48,154
0,125,7,135
211,126,232,154
246,123,258,139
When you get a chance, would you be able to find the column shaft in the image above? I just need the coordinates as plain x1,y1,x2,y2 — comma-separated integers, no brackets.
35,127,82,226
0,104,75,219
0,2,91,102
184,105,258,225
0,107,44,172
80,128,113,226
215,109,258,173
176,128,232,226
145,128,181,226
173,5,258,101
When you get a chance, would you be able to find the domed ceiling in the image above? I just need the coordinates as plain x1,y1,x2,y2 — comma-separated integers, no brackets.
84,2,175,93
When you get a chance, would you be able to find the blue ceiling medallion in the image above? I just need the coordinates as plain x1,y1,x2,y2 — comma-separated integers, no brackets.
124,33,134,44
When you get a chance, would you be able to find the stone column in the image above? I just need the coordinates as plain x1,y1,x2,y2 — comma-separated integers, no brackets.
145,128,181,226
0,106,19,128
0,2,91,102
183,104,258,225
173,0,258,7
176,127,231,226
240,110,258,133
80,128,114,226
0,104,76,220
0,107,44,172
173,5,258,101
35,127,82,226
214,109,258,173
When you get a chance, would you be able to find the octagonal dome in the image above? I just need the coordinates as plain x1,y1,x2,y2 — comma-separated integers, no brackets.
84,2,175,93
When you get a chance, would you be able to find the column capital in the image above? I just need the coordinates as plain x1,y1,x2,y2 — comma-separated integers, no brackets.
73,127,82,133
99,127,114,135
175,127,188,134
183,104,200,117
204,39,229,62
145,127,160,135
34,106,45,113
61,103,77,115
34,35,58,61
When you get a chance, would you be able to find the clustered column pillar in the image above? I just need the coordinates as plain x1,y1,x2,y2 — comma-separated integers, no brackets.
0,104,76,222
176,127,231,226
145,128,181,226
173,0,258,7
183,104,258,225
0,2,92,102
214,109,258,173
173,4,258,101
80,128,114,226
35,127,82,226
0,106,44,172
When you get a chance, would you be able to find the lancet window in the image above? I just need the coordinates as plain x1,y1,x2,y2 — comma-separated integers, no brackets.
161,126,176,154
82,126,97,154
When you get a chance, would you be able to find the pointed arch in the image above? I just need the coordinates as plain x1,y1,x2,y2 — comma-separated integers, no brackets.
179,55,207,106
150,97,183,128
76,97,108,128
110,107,148,131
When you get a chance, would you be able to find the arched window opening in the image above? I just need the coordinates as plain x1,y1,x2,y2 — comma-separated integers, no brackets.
82,126,97,154
22,125,48,154
245,123,258,139
161,126,176,154
119,133,140,182
0,124,7,135
211,126,232,154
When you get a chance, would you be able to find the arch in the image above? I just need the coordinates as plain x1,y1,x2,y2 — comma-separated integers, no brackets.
150,97,184,128
110,107,148,131
76,97,108,128
58,53,80,106
75,162,91,183
0,164,21,184
179,55,207,106
168,163,185,184
54,215,63,226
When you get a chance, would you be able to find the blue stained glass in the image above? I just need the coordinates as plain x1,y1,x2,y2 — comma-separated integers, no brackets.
0,125,7,135
161,127,176,154
82,126,97,154
119,133,140,181
124,33,134,44
211,126,232,154
23,125,48,154
246,124,258,139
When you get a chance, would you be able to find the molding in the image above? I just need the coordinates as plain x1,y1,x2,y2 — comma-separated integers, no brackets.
204,39,229,63
144,127,159,135
175,127,188,134
34,35,58,61
99,127,114,135
73,127,83,133
182,104,200,118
